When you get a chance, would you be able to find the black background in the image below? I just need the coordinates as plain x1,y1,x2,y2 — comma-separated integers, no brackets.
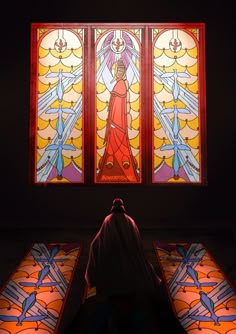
1,0,234,229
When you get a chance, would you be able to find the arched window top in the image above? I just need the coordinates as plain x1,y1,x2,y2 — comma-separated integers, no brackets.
30,23,206,185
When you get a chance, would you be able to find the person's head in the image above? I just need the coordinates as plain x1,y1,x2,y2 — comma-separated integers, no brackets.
110,59,126,83
116,59,126,79
110,198,126,213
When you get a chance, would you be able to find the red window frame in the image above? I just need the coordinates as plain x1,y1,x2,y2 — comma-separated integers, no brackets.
30,23,206,186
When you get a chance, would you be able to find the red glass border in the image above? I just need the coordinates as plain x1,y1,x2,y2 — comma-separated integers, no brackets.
30,23,206,186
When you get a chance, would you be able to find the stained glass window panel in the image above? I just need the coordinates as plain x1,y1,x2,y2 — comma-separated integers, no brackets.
152,26,206,184
30,23,206,185
31,26,84,183
95,29,142,183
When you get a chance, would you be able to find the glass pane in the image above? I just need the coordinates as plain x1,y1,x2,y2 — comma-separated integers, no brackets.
95,29,142,183
152,27,205,184
33,27,84,183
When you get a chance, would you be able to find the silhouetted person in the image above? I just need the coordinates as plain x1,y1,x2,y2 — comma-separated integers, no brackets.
79,198,161,333
66,198,186,333
85,197,162,298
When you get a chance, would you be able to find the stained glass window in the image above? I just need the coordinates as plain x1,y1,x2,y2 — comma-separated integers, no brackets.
152,26,206,184
30,25,84,183
95,28,141,183
30,23,206,185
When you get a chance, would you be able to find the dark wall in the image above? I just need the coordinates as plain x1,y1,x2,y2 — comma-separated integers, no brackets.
1,1,234,229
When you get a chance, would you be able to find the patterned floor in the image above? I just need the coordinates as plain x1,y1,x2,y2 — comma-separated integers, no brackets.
154,242,236,334
0,243,81,334
0,228,235,333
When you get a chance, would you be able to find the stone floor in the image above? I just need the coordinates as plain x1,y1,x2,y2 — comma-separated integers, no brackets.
0,226,235,333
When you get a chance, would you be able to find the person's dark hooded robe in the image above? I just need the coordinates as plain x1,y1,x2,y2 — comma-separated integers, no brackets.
85,198,162,299
65,199,186,334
